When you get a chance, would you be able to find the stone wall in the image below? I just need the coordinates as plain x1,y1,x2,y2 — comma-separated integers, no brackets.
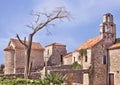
72,51,81,64
108,48,120,85
46,65,88,84
4,48,44,74
83,49,92,69
14,49,25,73
63,56,72,65
4,50,15,74
91,40,107,85
49,70,84,84
44,45,67,66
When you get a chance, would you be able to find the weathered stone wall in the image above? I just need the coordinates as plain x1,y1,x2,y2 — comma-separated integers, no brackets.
15,49,44,73
44,45,67,66
109,48,120,85
63,56,72,65
14,49,25,73
4,50,15,74
30,50,44,71
83,49,91,69
72,51,81,64
49,70,84,84
83,73,89,85
91,40,107,85
4,48,44,74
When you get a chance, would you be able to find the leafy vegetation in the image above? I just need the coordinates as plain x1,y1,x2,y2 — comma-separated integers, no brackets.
79,49,87,57
88,66,94,76
0,73,66,85
72,61,83,70
115,38,120,44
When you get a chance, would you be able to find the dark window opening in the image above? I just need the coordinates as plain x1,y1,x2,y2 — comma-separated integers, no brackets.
61,55,63,63
103,55,107,64
74,57,75,62
85,56,87,62
109,73,114,85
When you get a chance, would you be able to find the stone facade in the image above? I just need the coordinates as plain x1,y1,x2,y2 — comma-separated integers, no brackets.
3,13,120,85
63,13,120,85
108,48,120,85
63,53,72,65
4,39,44,74
44,43,67,66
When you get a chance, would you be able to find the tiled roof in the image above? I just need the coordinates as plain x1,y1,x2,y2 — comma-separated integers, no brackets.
64,52,72,58
109,43,120,49
45,42,66,47
76,36,102,50
4,46,14,51
4,38,44,50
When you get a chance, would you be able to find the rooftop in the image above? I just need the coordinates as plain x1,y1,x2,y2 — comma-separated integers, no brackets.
4,38,44,51
45,42,66,47
76,36,102,50
109,43,120,49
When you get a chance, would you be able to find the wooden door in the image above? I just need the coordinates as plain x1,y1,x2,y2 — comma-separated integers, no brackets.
109,73,114,85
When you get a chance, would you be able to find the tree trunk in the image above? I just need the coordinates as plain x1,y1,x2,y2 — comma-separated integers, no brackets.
24,34,33,78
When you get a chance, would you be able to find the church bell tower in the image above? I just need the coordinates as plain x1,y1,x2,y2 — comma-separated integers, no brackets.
100,13,116,45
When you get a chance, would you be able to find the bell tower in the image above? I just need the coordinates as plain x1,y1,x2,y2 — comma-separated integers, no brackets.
100,13,116,45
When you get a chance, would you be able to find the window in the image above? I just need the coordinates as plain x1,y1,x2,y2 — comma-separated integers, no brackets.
104,25,107,32
47,49,49,55
103,55,107,64
74,57,75,62
61,55,63,63
107,16,110,22
85,56,87,62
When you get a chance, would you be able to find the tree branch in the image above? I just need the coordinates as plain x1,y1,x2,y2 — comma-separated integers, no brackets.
16,34,27,47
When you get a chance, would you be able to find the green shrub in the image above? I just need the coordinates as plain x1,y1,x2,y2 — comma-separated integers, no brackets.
72,61,83,70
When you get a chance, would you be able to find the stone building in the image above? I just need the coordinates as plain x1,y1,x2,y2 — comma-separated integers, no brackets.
63,13,120,85
4,39,44,74
44,42,67,66
3,13,120,85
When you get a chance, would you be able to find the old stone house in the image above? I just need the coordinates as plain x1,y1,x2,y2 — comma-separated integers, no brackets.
44,42,67,66
63,13,120,85
3,13,120,85
4,39,44,74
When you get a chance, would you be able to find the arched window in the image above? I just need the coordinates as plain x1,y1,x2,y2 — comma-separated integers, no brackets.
107,16,110,22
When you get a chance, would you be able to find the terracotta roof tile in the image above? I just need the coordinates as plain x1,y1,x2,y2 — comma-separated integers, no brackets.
64,52,72,58
45,42,66,47
76,36,102,50
6,38,44,50
109,43,120,49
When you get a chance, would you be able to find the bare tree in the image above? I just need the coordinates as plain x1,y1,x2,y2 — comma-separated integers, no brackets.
16,7,70,78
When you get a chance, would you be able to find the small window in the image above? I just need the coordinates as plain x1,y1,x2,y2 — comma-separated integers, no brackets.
74,57,75,62
47,49,49,55
61,55,63,63
103,55,107,64
85,56,87,62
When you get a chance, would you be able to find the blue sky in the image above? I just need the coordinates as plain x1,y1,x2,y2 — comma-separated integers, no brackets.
0,0,120,64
